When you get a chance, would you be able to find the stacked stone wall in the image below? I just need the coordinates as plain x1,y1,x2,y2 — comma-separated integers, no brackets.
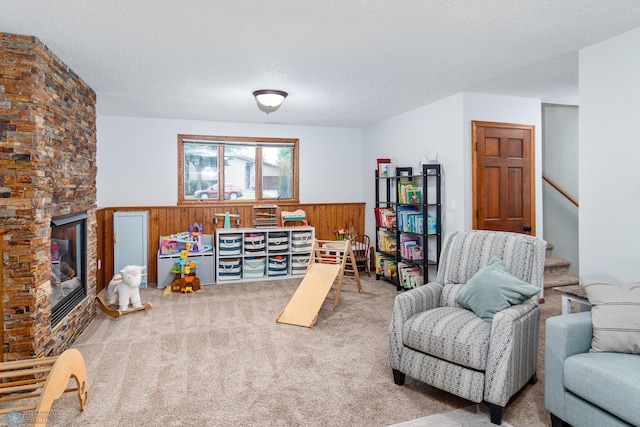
0,33,97,359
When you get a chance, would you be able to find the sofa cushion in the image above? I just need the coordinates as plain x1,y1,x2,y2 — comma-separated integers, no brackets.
583,282,640,354
455,258,540,323
403,306,491,371
564,352,640,425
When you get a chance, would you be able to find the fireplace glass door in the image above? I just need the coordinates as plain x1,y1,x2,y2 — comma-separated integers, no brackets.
51,213,87,325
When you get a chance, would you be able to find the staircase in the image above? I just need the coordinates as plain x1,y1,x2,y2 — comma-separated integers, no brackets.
544,243,579,288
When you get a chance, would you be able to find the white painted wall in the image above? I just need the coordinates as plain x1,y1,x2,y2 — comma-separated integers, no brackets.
362,92,543,241
579,27,640,283
362,93,464,240
542,105,579,274
96,116,363,207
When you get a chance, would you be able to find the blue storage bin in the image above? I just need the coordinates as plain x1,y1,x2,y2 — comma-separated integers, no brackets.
244,257,265,279
218,257,241,280
268,256,288,276
244,233,266,254
219,233,242,256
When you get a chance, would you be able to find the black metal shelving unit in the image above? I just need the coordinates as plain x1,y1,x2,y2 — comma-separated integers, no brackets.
374,164,442,290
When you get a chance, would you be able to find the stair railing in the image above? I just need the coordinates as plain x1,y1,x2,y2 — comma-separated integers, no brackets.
542,175,578,207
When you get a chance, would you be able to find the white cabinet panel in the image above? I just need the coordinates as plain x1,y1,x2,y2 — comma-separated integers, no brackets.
114,211,149,288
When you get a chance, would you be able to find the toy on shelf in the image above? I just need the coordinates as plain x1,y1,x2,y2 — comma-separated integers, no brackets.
281,209,308,227
96,265,152,317
188,222,203,250
253,204,280,227
166,243,202,293
215,212,241,228
160,222,213,255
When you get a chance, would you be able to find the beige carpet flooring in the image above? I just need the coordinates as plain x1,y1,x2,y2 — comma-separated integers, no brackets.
17,276,562,426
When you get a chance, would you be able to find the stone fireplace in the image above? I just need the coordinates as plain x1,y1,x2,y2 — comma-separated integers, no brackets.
0,33,97,360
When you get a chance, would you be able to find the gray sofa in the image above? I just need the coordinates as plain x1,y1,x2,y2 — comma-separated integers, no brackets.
545,311,640,427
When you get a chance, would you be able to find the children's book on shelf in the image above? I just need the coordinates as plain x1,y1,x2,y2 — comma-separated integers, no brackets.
406,188,422,205
377,229,397,253
384,260,398,278
375,252,397,277
376,158,390,175
374,207,396,229
400,235,423,261
398,262,424,288
398,182,422,205
427,214,437,235
377,162,397,178
396,205,423,234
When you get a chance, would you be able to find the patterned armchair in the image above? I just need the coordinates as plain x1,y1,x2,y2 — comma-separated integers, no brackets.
388,230,547,425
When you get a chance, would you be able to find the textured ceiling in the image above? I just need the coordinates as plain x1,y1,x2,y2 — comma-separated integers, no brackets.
2,1,640,128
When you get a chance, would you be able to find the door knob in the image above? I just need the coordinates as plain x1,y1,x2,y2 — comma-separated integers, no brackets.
523,226,532,233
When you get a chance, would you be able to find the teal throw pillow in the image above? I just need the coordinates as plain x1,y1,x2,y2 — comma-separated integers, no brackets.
455,258,540,323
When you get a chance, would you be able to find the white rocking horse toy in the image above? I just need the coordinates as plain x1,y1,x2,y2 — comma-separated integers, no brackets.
96,265,152,317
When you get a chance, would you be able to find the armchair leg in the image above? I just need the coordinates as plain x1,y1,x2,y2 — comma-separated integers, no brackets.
529,372,538,384
550,413,571,427
485,402,504,425
392,369,405,385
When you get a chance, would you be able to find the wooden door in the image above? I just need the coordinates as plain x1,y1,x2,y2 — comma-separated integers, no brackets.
472,121,535,235
114,211,149,287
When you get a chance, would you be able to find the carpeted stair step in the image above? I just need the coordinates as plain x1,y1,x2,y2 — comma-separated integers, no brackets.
544,256,571,276
543,248,580,288
544,243,578,288
545,242,555,258
544,273,580,288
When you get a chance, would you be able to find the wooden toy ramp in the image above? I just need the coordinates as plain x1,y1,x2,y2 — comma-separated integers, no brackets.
276,239,361,328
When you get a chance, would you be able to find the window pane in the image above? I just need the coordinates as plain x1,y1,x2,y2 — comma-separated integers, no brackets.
224,145,255,200
185,143,218,200
262,146,293,200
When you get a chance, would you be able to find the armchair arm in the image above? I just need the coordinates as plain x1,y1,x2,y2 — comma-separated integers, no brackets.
388,282,443,369
484,299,541,406
544,312,593,421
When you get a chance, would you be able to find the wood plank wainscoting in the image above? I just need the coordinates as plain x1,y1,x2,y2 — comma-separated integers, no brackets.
96,203,365,292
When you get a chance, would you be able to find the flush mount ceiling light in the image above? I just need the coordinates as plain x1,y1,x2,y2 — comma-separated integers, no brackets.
253,89,288,114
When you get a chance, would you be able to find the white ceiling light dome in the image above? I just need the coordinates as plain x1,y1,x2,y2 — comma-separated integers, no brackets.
253,89,288,114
